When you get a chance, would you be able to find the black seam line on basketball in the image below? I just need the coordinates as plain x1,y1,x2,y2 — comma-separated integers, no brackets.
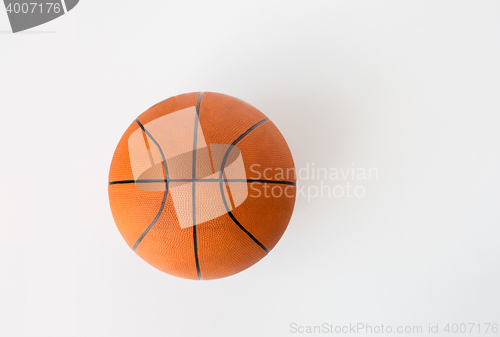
192,92,203,280
108,179,296,186
230,118,269,147
218,118,270,253
196,91,203,116
245,179,296,186
228,211,270,253
132,119,170,252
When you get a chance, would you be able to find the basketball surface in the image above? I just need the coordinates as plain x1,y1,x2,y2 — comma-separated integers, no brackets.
108,92,296,280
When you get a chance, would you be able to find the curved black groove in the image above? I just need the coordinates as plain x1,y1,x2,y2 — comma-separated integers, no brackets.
192,92,203,280
108,178,296,186
132,119,170,251
109,179,137,185
218,118,270,253
196,91,203,115
245,179,296,186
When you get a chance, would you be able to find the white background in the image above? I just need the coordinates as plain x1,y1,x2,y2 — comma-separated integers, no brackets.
1,1,500,336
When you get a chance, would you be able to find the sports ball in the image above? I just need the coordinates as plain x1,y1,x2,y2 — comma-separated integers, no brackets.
108,92,296,280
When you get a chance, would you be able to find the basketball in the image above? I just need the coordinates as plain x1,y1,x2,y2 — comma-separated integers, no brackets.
108,92,296,280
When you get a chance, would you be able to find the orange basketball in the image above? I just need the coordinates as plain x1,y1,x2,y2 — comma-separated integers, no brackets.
108,92,296,280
